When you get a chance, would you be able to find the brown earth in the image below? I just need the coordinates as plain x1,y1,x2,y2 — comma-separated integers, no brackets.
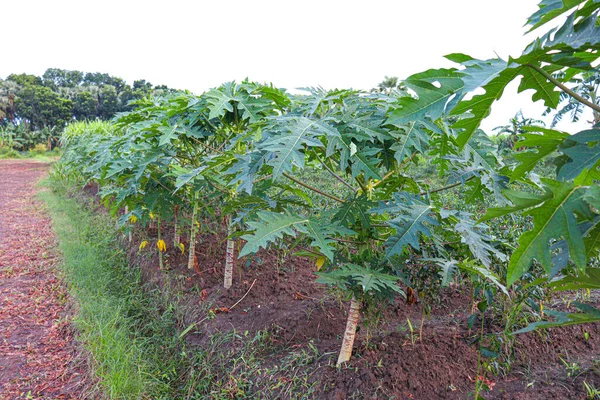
0,160,88,399
128,209,600,399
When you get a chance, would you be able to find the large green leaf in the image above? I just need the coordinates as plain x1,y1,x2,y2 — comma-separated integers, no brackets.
350,147,382,180
174,166,207,191
385,196,438,258
526,0,589,32
444,211,506,267
511,126,569,181
239,212,309,257
333,195,376,230
303,220,353,261
428,258,459,287
507,179,593,286
386,69,464,125
460,260,508,295
205,84,235,120
316,264,403,296
516,302,600,333
557,128,600,180
584,219,600,259
551,269,600,291
260,116,339,179
452,67,521,148
239,211,349,261
226,151,268,194
480,189,551,222
389,121,431,164
518,66,561,108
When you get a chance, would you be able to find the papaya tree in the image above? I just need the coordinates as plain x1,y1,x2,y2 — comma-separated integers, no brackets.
228,86,508,364
446,0,600,329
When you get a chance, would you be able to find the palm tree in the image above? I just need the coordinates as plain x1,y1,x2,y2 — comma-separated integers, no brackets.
493,110,545,150
544,69,600,127
0,80,19,122
372,76,409,96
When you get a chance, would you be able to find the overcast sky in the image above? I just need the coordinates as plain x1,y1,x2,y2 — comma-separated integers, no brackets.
1,0,594,132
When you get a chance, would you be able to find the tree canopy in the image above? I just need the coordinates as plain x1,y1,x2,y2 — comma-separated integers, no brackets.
0,68,178,129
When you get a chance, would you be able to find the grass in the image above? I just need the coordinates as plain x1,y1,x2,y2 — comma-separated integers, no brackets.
0,145,62,161
40,176,323,399
40,178,183,399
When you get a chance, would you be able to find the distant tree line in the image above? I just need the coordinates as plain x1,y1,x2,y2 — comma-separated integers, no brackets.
0,68,178,130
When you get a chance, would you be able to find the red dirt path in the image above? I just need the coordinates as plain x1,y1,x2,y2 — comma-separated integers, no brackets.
0,160,86,399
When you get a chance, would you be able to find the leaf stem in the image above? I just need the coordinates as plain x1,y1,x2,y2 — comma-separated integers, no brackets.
420,175,475,196
526,64,600,114
313,151,358,192
282,172,346,203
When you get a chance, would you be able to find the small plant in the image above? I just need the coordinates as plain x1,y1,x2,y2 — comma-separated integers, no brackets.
560,356,581,378
406,317,417,345
583,381,600,399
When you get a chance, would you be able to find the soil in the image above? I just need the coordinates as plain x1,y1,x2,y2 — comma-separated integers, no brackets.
0,160,88,399
128,210,600,399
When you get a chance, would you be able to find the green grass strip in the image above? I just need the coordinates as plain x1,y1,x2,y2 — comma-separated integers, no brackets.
40,179,181,399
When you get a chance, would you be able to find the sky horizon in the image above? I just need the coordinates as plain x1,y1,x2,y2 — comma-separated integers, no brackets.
1,0,595,133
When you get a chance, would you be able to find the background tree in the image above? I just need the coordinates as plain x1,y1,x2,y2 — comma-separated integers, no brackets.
0,68,179,149
0,80,19,123
493,110,545,149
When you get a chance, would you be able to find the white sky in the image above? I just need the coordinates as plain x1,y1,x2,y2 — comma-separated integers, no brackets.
1,0,594,133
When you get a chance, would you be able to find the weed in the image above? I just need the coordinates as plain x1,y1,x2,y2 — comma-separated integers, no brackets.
584,381,600,399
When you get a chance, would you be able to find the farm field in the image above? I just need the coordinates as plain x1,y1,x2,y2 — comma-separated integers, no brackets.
0,157,599,398
1,1,600,399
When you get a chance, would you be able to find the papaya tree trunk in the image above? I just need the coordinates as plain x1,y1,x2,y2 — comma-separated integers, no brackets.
187,193,199,270
157,217,164,270
173,205,180,246
224,215,235,289
337,296,361,366
125,206,132,243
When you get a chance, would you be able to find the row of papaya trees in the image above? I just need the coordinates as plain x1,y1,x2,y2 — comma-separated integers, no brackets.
57,1,600,365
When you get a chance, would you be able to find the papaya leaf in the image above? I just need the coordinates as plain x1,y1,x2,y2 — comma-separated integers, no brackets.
304,220,353,261
526,0,589,32
385,196,438,257
260,116,340,179
551,269,600,291
205,85,235,120
447,212,507,267
428,258,459,287
333,195,376,229
226,151,269,194
386,69,464,125
351,147,382,180
389,121,431,164
316,264,403,296
239,212,309,257
460,260,508,295
518,66,560,108
453,67,521,148
480,189,551,222
516,302,600,333
174,166,207,191
511,126,569,181
584,217,600,260
507,179,593,286
557,128,600,181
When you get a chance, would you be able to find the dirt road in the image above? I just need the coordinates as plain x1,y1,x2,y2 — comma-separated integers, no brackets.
0,160,86,399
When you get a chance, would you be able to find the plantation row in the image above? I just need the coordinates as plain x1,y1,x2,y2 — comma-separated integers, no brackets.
57,2,600,365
